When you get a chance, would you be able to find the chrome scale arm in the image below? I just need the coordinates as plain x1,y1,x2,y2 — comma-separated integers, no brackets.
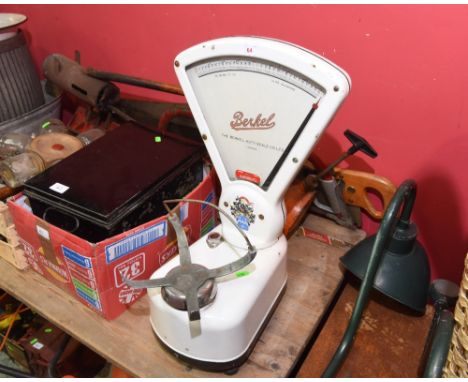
125,198,256,321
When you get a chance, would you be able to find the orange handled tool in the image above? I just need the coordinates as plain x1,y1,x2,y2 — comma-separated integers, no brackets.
334,168,396,220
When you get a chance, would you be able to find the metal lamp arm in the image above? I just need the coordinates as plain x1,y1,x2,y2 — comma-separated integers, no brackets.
422,310,455,377
321,179,417,377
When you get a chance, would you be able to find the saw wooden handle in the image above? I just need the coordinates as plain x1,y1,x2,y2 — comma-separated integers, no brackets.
284,177,315,238
283,159,317,237
334,168,396,220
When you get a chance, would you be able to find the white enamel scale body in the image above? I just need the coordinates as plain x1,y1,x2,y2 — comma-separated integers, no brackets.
147,36,350,369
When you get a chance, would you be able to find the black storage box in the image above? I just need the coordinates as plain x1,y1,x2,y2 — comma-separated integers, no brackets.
24,123,204,242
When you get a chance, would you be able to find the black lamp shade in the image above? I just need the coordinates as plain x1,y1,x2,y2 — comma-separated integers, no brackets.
341,224,431,313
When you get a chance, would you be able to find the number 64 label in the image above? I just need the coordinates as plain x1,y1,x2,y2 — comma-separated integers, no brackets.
114,253,146,288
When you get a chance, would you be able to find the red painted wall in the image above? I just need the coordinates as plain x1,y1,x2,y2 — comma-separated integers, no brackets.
1,4,467,283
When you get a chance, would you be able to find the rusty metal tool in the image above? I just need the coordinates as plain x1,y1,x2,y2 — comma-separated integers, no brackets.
308,130,395,228
86,68,184,96
316,130,377,179
43,53,183,124
43,54,120,111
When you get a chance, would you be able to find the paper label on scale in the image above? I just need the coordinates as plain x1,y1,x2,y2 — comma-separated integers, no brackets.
230,196,255,231
235,170,260,184
236,215,250,231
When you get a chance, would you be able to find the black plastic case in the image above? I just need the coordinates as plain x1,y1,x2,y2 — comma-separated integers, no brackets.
24,123,204,243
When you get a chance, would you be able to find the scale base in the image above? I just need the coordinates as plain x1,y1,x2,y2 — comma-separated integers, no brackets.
147,224,288,369
152,284,286,373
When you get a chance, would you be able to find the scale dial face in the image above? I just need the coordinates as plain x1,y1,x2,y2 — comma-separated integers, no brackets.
186,56,325,189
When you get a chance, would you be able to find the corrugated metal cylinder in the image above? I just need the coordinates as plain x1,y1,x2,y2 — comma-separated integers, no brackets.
0,29,45,122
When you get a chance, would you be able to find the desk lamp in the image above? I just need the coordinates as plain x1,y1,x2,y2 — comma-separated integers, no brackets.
323,179,431,377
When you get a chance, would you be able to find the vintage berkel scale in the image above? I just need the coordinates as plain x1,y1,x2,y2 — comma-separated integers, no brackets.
126,36,350,371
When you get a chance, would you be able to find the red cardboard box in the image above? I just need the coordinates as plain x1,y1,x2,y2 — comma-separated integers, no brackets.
8,170,217,320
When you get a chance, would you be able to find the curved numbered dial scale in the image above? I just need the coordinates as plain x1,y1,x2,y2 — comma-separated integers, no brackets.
176,37,350,209
186,56,324,190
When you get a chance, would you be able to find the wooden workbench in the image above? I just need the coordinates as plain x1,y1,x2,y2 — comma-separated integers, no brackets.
297,279,434,377
0,214,365,377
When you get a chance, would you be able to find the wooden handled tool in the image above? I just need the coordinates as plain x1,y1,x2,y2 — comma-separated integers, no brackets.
334,168,396,220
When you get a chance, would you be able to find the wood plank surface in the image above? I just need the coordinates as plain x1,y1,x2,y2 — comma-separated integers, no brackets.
0,214,365,377
297,278,434,377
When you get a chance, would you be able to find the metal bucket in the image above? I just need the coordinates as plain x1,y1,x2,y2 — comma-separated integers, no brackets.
0,29,45,122
0,80,62,137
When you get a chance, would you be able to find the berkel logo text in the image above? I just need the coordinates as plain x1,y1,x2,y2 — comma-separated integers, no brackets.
230,111,276,130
